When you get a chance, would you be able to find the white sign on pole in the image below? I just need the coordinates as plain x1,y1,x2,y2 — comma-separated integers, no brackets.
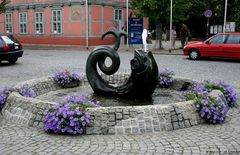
218,25,222,33
225,23,230,32
230,22,235,32
210,26,214,34
214,25,218,34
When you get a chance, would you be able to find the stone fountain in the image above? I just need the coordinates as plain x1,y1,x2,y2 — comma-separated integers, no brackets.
1,31,209,135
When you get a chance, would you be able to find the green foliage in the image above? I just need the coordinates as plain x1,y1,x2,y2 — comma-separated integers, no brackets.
130,0,206,24
186,93,197,101
0,0,8,14
228,0,240,31
130,0,240,31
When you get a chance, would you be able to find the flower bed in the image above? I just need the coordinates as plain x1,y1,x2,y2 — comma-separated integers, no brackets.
43,95,98,134
1,72,238,135
1,75,202,135
186,80,238,124
204,80,238,107
0,84,35,110
53,69,82,87
0,86,15,109
159,68,175,88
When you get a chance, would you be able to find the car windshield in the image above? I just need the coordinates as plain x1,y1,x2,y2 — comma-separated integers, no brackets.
1,36,14,44
0,38,4,47
209,34,227,44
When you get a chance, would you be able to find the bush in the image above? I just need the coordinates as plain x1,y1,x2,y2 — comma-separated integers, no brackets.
43,95,98,135
159,68,175,88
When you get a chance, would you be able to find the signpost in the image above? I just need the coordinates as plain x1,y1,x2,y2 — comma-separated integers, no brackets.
204,10,212,18
204,9,212,38
129,17,143,45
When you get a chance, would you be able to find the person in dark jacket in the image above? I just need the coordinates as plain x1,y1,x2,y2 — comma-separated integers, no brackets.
180,24,190,49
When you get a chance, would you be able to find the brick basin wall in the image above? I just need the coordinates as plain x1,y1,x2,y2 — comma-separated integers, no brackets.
1,75,204,135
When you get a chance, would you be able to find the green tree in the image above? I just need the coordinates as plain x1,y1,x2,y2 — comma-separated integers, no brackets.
130,0,240,41
207,0,240,32
130,0,206,48
227,0,240,31
0,0,8,14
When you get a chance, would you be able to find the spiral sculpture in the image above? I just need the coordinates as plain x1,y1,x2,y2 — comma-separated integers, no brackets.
86,30,159,99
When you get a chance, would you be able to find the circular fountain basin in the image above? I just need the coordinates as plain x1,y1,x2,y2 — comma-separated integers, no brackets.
36,85,185,107
1,75,204,135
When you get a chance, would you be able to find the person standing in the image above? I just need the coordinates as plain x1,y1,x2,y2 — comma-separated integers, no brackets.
171,26,177,49
142,29,148,52
162,26,167,41
180,24,189,49
121,26,127,44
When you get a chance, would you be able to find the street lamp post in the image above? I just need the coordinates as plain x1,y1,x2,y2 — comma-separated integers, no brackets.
223,0,228,33
126,0,129,45
86,0,89,49
169,0,173,52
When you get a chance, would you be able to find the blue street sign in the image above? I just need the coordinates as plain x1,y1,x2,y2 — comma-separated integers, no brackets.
204,10,212,18
129,17,143,44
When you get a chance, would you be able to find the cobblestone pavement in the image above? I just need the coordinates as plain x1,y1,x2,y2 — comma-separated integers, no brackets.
0,107,239,155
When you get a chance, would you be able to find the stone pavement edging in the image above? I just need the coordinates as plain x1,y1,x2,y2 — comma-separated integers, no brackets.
1,74,209,135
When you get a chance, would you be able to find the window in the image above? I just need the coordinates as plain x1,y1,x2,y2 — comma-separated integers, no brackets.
1,36,14,44
52,10,62,34
114,9,122,21
226,35,240,44
5,13,13,33
209,34,227,44
35,12,44,34
19,12,28,34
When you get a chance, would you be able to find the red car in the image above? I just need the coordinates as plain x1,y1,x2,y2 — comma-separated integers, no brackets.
183,32,240,60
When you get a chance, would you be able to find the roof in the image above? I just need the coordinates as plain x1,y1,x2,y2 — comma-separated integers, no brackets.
217,32,240,35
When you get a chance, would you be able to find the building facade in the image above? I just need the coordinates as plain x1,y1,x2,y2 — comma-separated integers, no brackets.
0,0,139,46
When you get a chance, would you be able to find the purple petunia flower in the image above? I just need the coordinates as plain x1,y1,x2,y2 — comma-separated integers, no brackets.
1,85,35,109
159,68,175,88
53,69,82,86
203,80,238,107
43,95,99,135
17,84,36,98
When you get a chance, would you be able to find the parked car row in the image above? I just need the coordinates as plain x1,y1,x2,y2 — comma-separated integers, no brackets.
183,32,240,60
0,34,23,64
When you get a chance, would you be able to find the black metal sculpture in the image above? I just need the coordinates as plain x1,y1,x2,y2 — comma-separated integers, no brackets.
86,30,159,99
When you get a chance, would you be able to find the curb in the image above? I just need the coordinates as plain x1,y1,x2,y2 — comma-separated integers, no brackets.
23,44,183,55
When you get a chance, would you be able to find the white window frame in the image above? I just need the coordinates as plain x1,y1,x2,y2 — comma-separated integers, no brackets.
114,9,122,21
19,12,28,34
5,13,13,33
34,12,44,34
52,10,63,34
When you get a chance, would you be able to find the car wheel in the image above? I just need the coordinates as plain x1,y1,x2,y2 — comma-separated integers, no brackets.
189,49,200,60
8,58,18,64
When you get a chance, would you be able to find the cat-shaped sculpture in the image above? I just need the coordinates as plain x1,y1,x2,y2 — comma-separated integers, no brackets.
86,30,159,99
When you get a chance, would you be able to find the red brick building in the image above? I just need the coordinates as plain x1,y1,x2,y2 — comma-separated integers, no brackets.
0,0,148,47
